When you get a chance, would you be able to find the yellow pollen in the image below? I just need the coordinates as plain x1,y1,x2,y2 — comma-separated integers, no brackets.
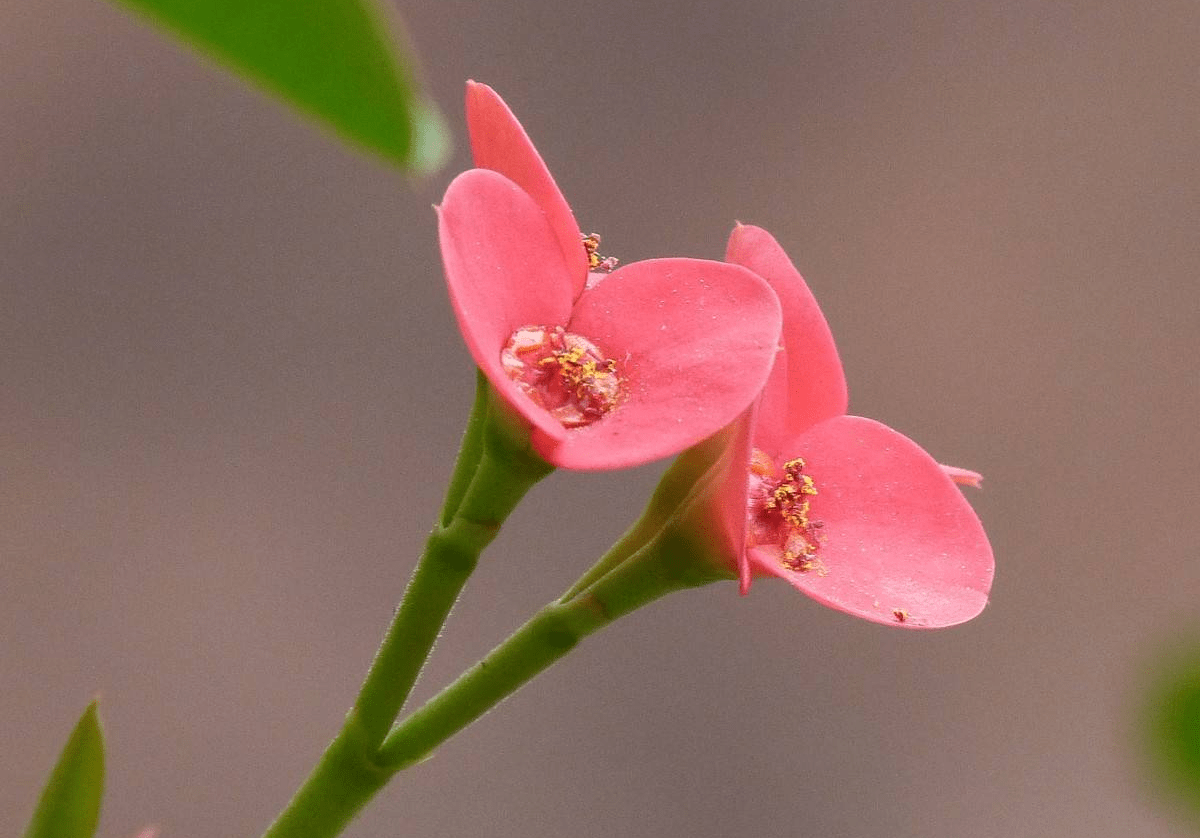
582,232,618,273
746,450,826,574
501,326,623,428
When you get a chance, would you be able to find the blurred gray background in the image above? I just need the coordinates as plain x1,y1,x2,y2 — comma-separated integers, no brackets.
3,0,1199,836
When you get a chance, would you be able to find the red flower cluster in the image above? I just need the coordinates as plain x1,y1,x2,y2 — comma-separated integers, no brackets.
437,84,993,627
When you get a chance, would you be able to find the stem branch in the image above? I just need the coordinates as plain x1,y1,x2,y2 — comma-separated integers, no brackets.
261,378,551,838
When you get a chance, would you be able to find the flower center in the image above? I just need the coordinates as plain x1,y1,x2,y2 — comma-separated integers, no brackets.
500,325,623,428
746,449,825,573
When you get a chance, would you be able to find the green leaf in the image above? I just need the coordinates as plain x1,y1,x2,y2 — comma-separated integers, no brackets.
22,701,105,838
108,0,450,173
1145,642,1200,827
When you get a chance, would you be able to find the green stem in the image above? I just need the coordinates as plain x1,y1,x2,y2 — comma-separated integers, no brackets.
261,380,553,838
439,370,489,527
559,425,733,601
260,519,723,838
257,718,390,838
378,527,725,770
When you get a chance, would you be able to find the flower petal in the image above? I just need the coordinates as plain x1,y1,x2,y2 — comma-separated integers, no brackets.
726,224,848,448
619,411,753,589
710,406,758,594
540,259,782,470
466,81,588,299
941,464,984,488
437,168,575,444
748,415,993,628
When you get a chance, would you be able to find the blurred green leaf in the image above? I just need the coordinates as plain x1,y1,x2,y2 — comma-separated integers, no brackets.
1142,638,1200,834
108,0,449,173
22,701,105,838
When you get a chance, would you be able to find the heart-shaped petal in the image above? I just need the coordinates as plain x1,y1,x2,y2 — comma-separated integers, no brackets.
543,259,782,470
726,224,848,447
748,415,994,628
467,81,588,299
438,168,575,444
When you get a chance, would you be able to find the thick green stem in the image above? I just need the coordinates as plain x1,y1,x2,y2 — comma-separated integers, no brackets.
352,383,554,747
378,528,725,770
258,718,391,838
261,380,552,838
439,371,489,527
261,519,723,838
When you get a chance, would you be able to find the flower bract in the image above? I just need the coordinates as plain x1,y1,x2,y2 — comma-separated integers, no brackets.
437,84,783,471
689,224,994,628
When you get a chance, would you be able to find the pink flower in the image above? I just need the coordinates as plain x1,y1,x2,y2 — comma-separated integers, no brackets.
696,224,993,628
437,83,783,470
